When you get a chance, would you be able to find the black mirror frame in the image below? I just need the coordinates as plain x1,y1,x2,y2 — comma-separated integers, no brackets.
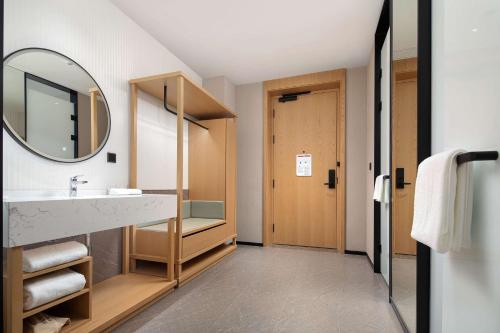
373,0,432,332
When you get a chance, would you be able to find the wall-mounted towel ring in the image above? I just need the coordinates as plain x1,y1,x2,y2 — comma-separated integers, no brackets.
456,151,499,165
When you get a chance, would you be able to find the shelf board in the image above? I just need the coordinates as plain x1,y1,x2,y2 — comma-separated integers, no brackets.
73,273,176,332
130,253,169,263
179,243,236,286
129,71,236,120
23,288,90,318
60,316,90,333
23,256,92,280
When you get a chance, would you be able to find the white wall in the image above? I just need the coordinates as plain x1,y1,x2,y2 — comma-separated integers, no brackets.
235,83,263,243
346,67,368,251
203,76,236,112
136,92,189,190
365,48,375,263
3,0,201,194
430,1,500,332
235,69,369,247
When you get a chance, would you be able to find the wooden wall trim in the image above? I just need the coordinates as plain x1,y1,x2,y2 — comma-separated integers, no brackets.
175,75,185,278
262,69,347,252
124,83,138,274
89,88,99,152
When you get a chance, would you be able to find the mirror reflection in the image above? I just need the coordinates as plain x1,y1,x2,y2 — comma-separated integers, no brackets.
392,0,418,331
3,48,110,162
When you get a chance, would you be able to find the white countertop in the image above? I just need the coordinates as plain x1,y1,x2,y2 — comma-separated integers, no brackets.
3,193,177,247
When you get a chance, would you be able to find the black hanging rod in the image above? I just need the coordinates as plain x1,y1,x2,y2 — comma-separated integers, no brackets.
456,151,498,165
163,85,208,130
383,175,390,180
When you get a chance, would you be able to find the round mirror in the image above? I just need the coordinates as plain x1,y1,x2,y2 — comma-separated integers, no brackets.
3,48,110,162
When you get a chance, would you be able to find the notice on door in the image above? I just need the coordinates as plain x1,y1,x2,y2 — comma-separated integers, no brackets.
296,154,312,177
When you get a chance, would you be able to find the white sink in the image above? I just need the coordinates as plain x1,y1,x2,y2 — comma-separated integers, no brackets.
3,193,177,247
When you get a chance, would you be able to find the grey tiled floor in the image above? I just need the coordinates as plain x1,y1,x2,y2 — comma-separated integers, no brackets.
113,245,403,333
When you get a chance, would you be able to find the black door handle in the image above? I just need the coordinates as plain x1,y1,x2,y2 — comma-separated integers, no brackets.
323,169,336,189
396,167,411,189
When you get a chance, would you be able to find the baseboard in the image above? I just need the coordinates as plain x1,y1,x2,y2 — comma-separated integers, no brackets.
366,255,375,270
345,250,367,256
345,250,375,271
236,241,263,247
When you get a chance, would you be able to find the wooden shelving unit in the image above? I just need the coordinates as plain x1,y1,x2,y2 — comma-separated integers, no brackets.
4,248,93,333
128,71,238,286
129,71,236,120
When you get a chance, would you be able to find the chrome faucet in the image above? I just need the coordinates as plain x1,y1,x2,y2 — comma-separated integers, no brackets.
70,175,88,197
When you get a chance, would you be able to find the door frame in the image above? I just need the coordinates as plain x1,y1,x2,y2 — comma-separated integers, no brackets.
376,0,431,332
374,0,390,274
414,0,431,332
262,69,346,252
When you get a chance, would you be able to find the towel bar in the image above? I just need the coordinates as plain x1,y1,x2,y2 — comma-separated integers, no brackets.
383,175,390,180
456,151,499,165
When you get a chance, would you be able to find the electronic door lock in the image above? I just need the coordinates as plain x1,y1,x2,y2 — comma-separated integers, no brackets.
323,169,336,189
396,167,412,189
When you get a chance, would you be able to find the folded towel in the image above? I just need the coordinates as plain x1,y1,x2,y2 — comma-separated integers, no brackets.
108,188,142,195
373,175,390,203
24,268,86,310
23,241,88,273
411,149,473,253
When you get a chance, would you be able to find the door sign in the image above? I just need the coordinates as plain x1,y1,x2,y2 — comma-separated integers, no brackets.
296,154,312,177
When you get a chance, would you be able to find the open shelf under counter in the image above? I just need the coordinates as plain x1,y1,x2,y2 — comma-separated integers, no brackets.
22,288,90,319
72,273,177,333
129,71,236,120
23,256,93,280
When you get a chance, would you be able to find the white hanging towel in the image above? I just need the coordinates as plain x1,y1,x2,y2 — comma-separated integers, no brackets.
373,174,390,203
411,149,474,253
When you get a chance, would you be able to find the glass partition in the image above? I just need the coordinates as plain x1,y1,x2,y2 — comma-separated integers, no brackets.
391,0,418,331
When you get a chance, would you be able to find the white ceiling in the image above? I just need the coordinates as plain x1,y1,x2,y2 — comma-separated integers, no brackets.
111,0,384,85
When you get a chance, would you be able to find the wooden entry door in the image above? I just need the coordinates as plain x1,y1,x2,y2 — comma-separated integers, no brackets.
272,90,338,248
392,68,417,255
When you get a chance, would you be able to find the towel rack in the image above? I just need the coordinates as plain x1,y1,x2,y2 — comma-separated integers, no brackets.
456,151,499,165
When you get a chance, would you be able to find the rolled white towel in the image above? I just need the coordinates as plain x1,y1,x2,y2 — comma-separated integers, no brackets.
373,175,390,203
108,188,142,195
23,241,88,273
24,268,86,310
